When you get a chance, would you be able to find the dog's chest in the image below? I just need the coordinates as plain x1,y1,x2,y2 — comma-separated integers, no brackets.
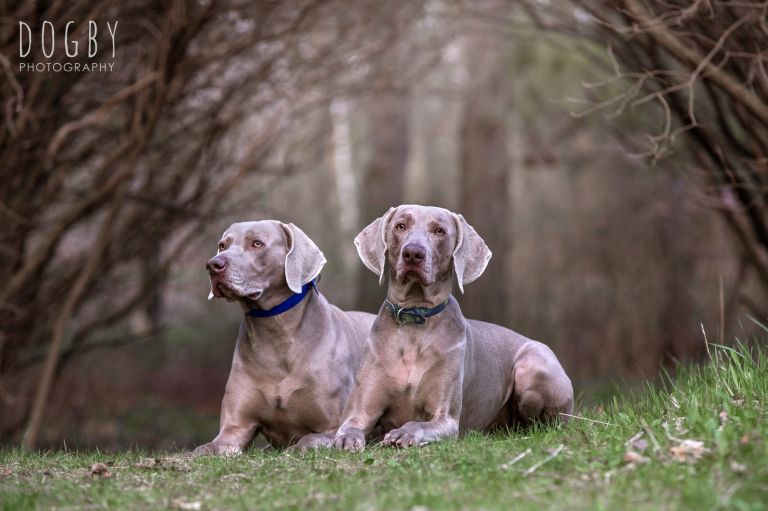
252,366,341,435
379,340,444,426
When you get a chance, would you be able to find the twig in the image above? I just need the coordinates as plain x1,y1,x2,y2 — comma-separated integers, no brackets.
559,412,616,426
501,448,532,469
604,464,633,485
46,72,160,159
523,444,565,476
662,422,686,444
709,482,742,511
640,418,662,455
702,322,712,360
0,51,24,136
719,275,725,344
624,430,645,447
624,0,768,126
22,202,122,449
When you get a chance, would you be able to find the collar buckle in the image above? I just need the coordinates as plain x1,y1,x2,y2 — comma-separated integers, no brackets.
386,298,447,326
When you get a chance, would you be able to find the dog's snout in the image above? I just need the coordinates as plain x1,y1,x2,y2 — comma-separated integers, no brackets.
207,254,228,274
402,243,426,265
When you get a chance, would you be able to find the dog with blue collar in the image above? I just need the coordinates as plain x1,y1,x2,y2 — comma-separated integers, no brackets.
193,220,374,454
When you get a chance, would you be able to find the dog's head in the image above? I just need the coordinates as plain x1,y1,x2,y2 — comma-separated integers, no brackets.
206,220,326,303
354,205,491,293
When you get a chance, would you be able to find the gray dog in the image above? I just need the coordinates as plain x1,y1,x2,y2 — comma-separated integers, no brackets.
193,220,374,454
333,205,573,450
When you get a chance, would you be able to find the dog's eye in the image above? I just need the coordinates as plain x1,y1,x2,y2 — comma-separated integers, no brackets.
434,227,445,235
218,242,226,251
395,223,406,231
252,240,264,248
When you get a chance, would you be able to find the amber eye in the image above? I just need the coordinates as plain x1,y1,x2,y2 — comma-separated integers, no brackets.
252,239,264,248
395,223,406,231
434,227,445,235
218,242,226,251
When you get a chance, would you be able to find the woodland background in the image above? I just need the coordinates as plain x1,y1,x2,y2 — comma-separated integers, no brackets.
1,0,767,450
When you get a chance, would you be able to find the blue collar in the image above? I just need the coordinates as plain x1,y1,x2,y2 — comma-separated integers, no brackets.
246,280,318,318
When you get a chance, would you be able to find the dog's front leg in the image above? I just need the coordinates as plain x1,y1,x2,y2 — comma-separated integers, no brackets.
192,369,259,456
381,375,463,448
193,422,258,455
333,363,390,451
382,414,459,447
291,431,336,451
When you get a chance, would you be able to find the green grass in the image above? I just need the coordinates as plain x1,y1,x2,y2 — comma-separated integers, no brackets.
2,340,767,511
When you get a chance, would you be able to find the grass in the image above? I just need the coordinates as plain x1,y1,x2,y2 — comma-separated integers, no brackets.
1,340,767,511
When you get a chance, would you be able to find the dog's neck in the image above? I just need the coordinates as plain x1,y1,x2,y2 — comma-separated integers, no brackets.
239,284,319,348
251,283,297,311
386,276,452,308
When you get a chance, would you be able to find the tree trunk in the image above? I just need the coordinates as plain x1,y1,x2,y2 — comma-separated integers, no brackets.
357,94,409,311
459,33,512,324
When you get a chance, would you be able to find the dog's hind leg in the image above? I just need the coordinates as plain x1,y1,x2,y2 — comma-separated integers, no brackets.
510,341,573,425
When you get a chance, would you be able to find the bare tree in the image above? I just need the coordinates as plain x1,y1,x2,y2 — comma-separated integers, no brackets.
0,0,429,446
528,0,768,315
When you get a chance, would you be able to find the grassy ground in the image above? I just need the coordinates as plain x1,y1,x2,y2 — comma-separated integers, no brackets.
1,340,766,511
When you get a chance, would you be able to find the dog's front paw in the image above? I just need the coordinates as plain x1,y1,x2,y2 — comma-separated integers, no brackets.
333,428,366,451
382,427,420,448
190,442,216,456
291,433,334,452
190,442,242,456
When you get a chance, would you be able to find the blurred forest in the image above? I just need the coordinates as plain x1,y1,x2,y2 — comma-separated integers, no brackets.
1,0,766,450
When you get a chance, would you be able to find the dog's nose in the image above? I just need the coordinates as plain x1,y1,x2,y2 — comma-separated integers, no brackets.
402,243,426,265
206,255,228,274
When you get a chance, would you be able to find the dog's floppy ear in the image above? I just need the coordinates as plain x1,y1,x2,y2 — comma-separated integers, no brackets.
281,223,327,294
354,207,396,285
452,213,492,293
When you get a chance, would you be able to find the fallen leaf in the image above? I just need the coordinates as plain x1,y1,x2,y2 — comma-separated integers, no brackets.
623,450,648,464
730,461,747,474
133,457,191,473
631,438,649,452
172,499,202,510
134,458,162,469
669,439,709,463
89,462,113,478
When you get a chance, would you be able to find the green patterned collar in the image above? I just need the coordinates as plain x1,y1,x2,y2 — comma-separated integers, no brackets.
385,298,450,325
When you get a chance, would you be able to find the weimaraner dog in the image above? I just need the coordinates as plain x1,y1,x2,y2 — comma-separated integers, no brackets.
333,205,573,450
193,220,374,454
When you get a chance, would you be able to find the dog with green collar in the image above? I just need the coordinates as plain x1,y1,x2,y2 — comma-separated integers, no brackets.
333,205,573,450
